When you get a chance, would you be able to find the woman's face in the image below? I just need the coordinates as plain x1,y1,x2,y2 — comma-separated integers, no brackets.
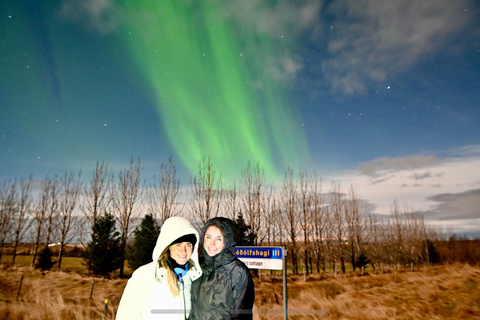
169,242,193,265
204,226,224,257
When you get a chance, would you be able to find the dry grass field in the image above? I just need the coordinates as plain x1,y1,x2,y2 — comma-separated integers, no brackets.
255,264,480,320
0,262,479,320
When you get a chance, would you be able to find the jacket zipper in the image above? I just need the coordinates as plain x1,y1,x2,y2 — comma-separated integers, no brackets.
181,277,186,320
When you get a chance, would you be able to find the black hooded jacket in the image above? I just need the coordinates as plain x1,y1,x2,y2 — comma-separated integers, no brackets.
190,217,255,320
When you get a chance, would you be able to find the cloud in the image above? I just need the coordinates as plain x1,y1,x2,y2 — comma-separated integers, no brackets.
424,188,480,220
225,0,323,38
411,172,444,180
222,0,323,87
358,155,441,177
411,172,432,180
361,199,377,214
322,0,477,93
371,175,393,184
328,147,480,229
449,145,480,157
58,0,122,35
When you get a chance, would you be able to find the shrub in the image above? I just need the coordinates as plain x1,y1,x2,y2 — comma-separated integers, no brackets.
35,246,56,271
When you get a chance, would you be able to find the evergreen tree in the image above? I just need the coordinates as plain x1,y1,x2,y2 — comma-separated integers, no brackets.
233,213,256,246
35,246,55,271
127,213,160,270
424,239,440,264
355,249,371,270
83,213,122,276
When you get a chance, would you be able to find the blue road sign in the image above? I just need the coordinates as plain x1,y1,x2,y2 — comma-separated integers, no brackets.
235,247,283,259
235,246,284,270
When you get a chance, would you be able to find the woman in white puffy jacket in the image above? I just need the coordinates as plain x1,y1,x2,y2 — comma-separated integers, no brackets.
116,216,202,320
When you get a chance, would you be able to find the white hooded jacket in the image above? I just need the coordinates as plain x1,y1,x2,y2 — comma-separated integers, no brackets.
116,217,202,320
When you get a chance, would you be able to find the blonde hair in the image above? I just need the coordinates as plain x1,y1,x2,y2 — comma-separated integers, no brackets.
158,250,195,297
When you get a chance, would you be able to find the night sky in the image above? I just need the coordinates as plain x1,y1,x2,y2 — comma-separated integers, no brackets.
1,0,479,235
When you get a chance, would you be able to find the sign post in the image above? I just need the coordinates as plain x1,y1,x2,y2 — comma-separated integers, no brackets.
235,246,288,320
282,247,287,320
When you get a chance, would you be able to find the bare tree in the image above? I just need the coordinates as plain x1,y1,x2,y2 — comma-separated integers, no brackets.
330,181,346,273
31,178,51,267
189,157,223,225
146,156,181,225
271,192,284,246
310,172,325,273
400,205,436,269
260,185,281,277
257,186,283,248
113,158,142,277
345,184,363,271
298,168,312,275
83,161,112,226
223,181,238,220
11,176,33,265
366,213,382,270
57,171,82,269
419,214,430,265
240,162,265,245
0,179,15,261
45,176,60,247
324,205,336,271
282,167,299,274
260,184,276,246
390,199,404,268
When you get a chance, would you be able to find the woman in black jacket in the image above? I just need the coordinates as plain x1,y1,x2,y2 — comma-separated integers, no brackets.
191,217,255,320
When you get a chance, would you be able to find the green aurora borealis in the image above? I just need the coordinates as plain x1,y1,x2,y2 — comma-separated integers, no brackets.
121,0,308,182
1,0,309,183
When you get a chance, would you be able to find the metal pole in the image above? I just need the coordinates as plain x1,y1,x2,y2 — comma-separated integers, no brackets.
89,279,95,299
283,247,288,320
16,275,24,301
104,298,109,318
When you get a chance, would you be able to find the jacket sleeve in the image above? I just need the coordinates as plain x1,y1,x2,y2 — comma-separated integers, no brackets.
231,261,255,320
115,270,148,320
189,277,201,320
